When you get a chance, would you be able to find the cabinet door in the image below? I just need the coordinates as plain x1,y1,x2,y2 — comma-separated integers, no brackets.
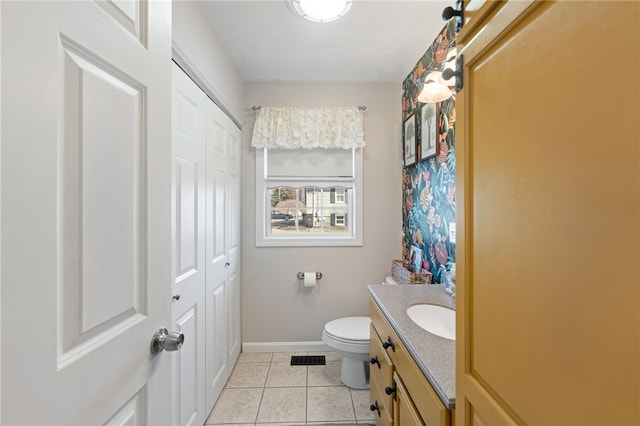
393,373,424,426
456,1,640,425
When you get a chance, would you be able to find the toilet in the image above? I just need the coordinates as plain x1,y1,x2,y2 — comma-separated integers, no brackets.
322,316,371,389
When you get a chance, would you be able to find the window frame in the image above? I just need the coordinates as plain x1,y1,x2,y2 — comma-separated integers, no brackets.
255,148,363,247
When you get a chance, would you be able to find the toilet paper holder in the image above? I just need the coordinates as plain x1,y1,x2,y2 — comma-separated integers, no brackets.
297,272,323,280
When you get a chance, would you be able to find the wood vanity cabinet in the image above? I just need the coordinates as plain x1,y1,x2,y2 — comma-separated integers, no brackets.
369,299,453,426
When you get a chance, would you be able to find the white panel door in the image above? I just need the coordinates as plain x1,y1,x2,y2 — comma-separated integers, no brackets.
207,101,242,404
226,116,242,364
205,103,231,412
1,1,173,425
171,64,206,426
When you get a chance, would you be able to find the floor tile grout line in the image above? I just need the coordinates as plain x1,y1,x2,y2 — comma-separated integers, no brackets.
253,386,266,425
349,388,357,423
254,359,273,424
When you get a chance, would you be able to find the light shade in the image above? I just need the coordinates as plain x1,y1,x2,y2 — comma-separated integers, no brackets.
418,71,453,104
290,0,353,23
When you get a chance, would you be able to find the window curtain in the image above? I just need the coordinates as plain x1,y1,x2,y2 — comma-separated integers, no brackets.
251,107,366,150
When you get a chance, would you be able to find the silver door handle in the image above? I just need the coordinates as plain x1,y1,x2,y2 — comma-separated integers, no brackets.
150,328,184,354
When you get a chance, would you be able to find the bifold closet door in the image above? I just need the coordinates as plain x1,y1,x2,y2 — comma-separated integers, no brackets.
172,63,207,426
171,62,241,423
204,91,240,412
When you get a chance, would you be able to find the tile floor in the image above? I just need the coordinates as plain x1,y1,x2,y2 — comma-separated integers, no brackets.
205,351,375,425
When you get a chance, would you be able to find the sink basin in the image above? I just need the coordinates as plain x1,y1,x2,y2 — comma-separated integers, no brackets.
406,304,456,340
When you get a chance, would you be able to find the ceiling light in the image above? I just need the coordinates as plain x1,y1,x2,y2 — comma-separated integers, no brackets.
290,0,353,23
418,71,454,104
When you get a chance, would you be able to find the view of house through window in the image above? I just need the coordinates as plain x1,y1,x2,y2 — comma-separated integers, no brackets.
269,186,349,234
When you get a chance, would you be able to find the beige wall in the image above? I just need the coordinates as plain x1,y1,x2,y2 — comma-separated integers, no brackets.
241,82,403,344
172,1,245,124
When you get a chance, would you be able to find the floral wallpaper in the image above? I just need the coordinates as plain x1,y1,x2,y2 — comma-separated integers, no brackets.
401,20,456,284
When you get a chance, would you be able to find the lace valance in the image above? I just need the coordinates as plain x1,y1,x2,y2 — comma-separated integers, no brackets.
251,107,366,150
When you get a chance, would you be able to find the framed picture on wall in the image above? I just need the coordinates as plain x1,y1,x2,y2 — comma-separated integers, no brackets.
403,113,416,167
409,245,422,273
420,102,439,160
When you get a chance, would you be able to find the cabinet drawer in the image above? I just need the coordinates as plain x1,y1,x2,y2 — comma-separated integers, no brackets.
370,299,451,426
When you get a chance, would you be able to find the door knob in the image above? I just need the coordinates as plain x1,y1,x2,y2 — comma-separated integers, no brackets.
150,328,184,354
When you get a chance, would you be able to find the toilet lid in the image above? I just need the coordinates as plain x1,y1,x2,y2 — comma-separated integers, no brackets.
324,316,370,341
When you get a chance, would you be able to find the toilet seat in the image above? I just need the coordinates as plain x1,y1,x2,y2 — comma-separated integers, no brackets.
324,316,370,341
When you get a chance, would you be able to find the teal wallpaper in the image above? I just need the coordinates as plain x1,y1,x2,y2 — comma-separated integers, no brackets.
401,21,456,283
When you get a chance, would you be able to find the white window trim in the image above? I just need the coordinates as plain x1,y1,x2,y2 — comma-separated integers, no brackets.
255,148,363,247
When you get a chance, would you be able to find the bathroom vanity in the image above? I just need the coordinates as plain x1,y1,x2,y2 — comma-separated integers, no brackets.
368,284,455,426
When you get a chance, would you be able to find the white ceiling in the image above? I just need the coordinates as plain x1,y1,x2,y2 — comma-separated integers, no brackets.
200,0,452,83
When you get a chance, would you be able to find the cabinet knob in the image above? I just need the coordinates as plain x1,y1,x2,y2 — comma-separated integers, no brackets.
370,356,381,368
369,401,381,417
382,336,395,352
385,383,397,399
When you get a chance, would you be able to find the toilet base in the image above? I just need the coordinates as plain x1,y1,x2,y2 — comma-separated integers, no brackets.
339,355,370,390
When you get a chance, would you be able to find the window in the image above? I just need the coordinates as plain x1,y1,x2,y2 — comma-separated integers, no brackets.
256,148,363,246
251,106,365,247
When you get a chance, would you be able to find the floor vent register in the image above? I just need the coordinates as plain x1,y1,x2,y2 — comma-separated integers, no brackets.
290,355,326,366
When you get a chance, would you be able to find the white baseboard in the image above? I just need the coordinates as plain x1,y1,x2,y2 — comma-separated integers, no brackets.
242,341,330,353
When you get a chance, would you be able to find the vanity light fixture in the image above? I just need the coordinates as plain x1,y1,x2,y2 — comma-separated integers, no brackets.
289,0,353,23
418,71,454,104
418,48,457,104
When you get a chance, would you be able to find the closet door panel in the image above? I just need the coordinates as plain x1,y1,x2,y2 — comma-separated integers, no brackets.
205,102,231,412
171,63,207,426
